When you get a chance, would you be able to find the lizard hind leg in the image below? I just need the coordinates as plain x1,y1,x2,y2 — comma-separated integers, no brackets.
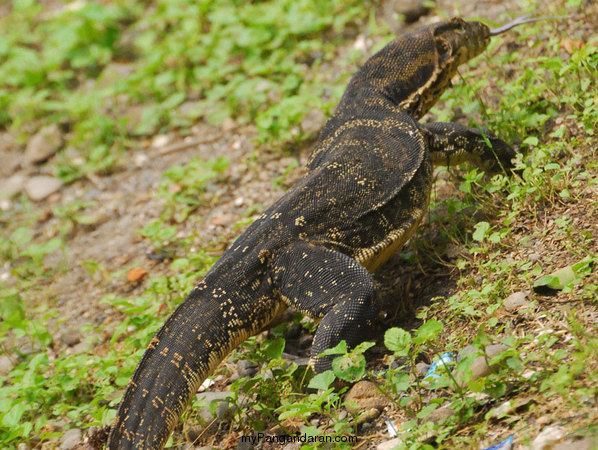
269,242,377,373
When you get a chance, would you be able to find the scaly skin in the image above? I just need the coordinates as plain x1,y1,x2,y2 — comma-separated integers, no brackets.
107,18,515,449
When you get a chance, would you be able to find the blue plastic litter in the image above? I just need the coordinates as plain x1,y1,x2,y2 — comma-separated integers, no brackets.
480,435,514,450
424,352,455,379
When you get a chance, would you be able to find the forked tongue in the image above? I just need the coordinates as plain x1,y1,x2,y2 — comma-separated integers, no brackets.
489,14,570,36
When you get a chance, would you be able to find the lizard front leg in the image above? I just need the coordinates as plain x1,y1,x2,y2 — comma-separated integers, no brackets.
269,241,377,372
421,122,516,172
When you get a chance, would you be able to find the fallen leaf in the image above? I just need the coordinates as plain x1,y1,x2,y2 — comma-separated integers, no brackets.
127,266,147,282
560,38,584,53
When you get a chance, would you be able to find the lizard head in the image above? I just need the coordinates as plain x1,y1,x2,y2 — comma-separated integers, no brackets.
400,18,491,117
352,16,550,119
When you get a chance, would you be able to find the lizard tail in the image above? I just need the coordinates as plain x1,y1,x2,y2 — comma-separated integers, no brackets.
107,284,277,449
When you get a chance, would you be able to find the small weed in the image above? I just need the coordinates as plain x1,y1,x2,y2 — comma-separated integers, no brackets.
158,156,229,223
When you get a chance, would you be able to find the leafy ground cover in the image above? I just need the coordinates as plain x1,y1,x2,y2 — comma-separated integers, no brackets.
0,0,596,448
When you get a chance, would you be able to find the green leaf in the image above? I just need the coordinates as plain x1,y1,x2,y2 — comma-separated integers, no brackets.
472,221,490,242
263,337,285,360
352,341,376,355
332,352,365,382
392,372,410,392
2,402,26,428
413,320,443,344
533,258,594,293
308,370,335,390
522,136,539,146
384,328,411,356
319,340,347,356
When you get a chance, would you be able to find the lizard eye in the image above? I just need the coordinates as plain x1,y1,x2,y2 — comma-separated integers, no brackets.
436,38,452,60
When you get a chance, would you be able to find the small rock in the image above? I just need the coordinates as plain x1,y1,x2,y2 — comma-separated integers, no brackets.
504,291,529,312
195,391,237,423
0,174,26,198
470,356,491,380
344,380,389,415
25,124,63,164
221,117,237,133
151,134,170,148
353,408,381,426
528,252,542,262
24,176,63,201
236,359,258,378
60,428,82,450
532,425,565,449
427,405,454,424
283,443,301,450
536,415,552,426
300,109,326,136
237,441,253,450
378,437,403,450
415,361,430,376
337,409,348,421
394,1,430,24
17,443,30,450
553,437,597,450
486,344,509,360
459,345,478,360
0,354,14,376
185,425,204,444
60,329,81,347
492,400,513,418
298,334,313,349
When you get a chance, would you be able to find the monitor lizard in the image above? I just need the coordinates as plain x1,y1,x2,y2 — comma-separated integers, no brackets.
107,16,533,449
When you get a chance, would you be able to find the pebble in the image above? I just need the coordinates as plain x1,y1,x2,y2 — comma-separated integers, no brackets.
17,443,30,450
378,437,403,450
426,405,454,424
0,354,14,376
344,380,389,415
455,344,509,386
503,291,530,312
298,334,313,349
415,361,430,376
24,176,63,201
282,443,301,450
553,437,597,450
221,117,236,133
237,441,253,450
528,252,542,262
0,174,26,198
532,425,565,449
25,124,63,164
236,359,258,378
60,428,82,450
60,329,81,347
459,345,478,360
469,356,491,380
486,344,509,360
195,391,238,423
300,109,326,136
